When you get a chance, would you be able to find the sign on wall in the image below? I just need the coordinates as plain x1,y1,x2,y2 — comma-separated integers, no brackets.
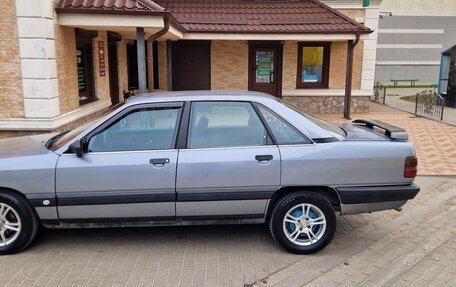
98,41,106,77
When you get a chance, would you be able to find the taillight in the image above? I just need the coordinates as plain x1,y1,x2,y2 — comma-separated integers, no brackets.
404,157,418,178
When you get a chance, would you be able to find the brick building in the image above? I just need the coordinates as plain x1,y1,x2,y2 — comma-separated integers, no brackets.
0,0,382,138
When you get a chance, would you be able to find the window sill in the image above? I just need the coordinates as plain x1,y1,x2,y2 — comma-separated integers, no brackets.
0,100,112,131
296,86,329,90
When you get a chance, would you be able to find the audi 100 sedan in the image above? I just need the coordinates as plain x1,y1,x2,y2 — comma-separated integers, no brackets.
0,91,419,254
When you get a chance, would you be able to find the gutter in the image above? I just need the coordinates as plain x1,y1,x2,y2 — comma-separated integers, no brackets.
344,32,361,119
146,13,171,92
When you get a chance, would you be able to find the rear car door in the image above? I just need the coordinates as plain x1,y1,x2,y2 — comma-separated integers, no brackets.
55,102,183,220
176,101,281,219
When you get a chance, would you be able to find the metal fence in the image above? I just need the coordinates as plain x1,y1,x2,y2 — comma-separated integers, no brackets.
414,90,445,121
373,82,386,104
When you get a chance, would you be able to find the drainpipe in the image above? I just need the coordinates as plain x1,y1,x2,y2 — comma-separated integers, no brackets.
344,32,361,119
146,14,170,92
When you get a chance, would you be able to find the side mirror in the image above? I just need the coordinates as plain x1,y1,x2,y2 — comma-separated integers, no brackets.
69,140,84,158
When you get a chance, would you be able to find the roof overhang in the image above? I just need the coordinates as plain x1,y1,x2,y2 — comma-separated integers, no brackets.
58,13,163,32
57,13,183,40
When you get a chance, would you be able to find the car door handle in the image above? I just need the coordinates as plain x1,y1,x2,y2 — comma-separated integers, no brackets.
255,155,273,162
149,158,170,165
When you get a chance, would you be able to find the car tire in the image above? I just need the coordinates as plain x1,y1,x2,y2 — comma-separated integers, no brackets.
0,190,39,255
269,191,336,254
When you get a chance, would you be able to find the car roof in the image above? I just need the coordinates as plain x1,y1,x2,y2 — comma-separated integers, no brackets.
125,91,276,105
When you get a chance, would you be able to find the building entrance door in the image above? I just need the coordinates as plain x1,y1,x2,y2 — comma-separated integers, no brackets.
171,41,211,91
249,42,283,97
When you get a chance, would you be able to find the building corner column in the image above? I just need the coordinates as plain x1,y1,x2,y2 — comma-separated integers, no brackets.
16,0,60,119
361,6,380,91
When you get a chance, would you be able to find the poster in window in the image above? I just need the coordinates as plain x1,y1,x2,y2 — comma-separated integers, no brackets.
76,48,85,92
301,47,323,83
256,51,274,83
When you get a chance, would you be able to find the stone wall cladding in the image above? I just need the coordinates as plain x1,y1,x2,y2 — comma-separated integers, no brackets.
0,0,24,118
211,40,248,90
55,26,79,114
283,96,370,114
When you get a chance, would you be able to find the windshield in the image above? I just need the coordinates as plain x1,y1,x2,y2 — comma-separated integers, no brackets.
46,120,96,151
278,99,346,138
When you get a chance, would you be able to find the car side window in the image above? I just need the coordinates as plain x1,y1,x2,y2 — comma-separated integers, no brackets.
188,101,268,149
256,104,312,145
87,107,181,152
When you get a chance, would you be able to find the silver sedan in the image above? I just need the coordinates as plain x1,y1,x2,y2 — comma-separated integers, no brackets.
0,91,419,254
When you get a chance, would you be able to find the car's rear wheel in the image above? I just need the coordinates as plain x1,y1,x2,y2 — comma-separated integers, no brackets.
269,192,336,254
0,191,39,255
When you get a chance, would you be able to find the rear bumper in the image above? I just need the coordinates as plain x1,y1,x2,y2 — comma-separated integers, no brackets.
336,183,420,215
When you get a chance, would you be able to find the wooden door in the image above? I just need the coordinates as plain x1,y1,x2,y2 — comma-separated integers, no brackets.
171,41,211,91
249,43,283,97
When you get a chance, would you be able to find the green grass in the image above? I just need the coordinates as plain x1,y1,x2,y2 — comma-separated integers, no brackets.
400,94,439,104
399,95,417,103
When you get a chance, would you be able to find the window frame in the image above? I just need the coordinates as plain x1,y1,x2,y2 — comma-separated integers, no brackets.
253,103,313,145
81,102,185,153
296,42,331,89
184,100,275,150
76,30,97,105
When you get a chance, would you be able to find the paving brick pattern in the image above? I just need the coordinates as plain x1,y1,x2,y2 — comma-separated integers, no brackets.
251,176,456,287
318,102,456,175
0,176,454,287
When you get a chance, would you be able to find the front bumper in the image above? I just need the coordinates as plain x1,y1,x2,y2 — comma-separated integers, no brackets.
336,183,420,215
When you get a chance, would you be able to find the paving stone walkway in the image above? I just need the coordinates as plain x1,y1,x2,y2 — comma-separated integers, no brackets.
0,176,454,287
249,176,456,287
318,102,456,175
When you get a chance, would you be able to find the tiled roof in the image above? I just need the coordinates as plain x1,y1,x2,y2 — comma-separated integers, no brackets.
56,0,371,34
153,0,371,33
56,0,165,14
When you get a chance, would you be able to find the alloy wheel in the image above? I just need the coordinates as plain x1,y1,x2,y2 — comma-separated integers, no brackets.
282,203,327,246
0,203,22,247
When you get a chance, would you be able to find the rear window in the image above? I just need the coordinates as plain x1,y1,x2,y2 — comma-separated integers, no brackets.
278,99,346,138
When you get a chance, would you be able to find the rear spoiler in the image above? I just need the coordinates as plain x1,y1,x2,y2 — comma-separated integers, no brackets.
352,119,408,140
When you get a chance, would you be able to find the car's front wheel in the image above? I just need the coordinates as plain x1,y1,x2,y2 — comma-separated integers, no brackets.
269,192,336,254
0,191,39,255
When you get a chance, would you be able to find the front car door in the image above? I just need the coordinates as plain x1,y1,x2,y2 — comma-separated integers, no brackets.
176,101,281,219
55,103,183,221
